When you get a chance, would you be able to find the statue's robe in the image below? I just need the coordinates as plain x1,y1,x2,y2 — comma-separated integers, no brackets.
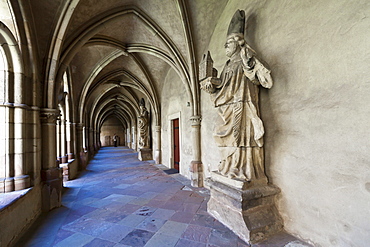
138,109,149,148
212,52,272,180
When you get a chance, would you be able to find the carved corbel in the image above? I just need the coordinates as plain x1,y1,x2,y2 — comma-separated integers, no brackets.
190,115,202,126
40,108,60,124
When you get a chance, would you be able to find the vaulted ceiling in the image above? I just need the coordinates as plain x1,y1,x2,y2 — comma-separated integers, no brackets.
26,0,228,130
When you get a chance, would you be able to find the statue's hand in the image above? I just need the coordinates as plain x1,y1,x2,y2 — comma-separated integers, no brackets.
200,77,217,94
241,46,255,69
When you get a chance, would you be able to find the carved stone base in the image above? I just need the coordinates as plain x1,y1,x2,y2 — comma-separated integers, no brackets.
0,175,30,192
79,151,88,171
190,161,203,187
138,148,152,161
14,175,30,191
3,177,15,192
61,160,78,181
68,152,75,160
41,167,63,211
207,171,283,244
60,155,68,164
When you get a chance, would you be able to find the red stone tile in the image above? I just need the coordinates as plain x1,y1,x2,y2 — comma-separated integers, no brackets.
190,214,216,228
116,203,142,214
145,199,166,208
178,202,201,214
170,211,196,224
153,193,173,201
161,201,184,210
181,224,212,243
186,195,204,204
175,238,206,247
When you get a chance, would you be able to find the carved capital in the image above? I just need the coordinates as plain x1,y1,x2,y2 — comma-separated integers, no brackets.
190,115,202,126
40,108,60,124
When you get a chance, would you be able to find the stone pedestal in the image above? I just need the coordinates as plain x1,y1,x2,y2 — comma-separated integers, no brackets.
14,175,30,191
67,152,75,160
138,148,152,161
207,171,283,244
41,167,63,211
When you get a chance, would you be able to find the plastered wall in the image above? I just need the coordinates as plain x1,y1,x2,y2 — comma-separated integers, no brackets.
161,68,193,178
100,117,125,146
201,0,370,246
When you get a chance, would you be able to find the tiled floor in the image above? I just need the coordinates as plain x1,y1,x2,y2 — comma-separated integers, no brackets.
16,147,310,247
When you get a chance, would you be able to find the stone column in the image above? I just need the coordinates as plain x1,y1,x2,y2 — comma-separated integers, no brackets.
0,103,14,192
56,117,61,163
93,130,98,151
31,106,41,186
95,130,99,149
131,126,136,150
190,115,203,187
13,104,30,190
126,127,131,148
66,122,75,160
75,123,85,170
97,130,101,149
40,108,62,211
60,118,67,163
154,125,161,164
88,127,94,157
0,103,31,192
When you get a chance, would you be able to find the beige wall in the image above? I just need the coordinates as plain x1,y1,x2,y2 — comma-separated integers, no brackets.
161,68,193,177
100,117,125,146
0,188,41,246
201,0,370,246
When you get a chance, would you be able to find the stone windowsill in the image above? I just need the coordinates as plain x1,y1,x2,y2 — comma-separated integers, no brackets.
0,188,32,212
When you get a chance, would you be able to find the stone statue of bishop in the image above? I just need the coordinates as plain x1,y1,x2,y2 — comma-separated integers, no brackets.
200,9,273,183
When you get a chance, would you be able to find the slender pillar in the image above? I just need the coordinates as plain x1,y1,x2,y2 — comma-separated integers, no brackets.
126,127,131,148
56,117,61,163
190,115,203,187
61,118,67,163
131,126,136,150
76,123,85,170
40,108,62,211
154,125,161,164
0,103,14,192
96,131,101,150
93,130,98,151
31,106,41,186
13,104,30,190
0,103,31,192
67,122,75,160
88,127,94,157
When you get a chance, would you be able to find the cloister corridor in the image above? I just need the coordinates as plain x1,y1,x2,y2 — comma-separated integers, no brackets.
15,147,306,247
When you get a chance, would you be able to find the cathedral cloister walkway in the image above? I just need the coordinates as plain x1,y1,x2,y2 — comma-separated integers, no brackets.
16,147,303,247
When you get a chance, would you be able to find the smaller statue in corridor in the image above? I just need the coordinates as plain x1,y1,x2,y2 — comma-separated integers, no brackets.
138,98,150,149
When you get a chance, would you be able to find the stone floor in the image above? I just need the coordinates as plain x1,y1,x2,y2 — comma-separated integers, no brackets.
16,147,311,247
